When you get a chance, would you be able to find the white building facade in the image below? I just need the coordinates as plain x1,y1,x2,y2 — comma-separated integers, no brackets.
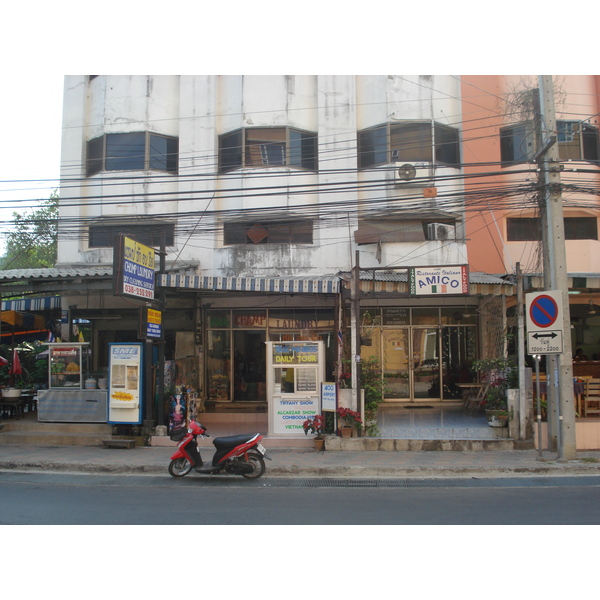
58,75,510,429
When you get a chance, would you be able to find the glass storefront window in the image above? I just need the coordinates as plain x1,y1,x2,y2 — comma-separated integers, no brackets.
441,307,477,325
207,330,231,401
233,310,266,328
382,308,410,326
412,307,439,325
207,310,230,329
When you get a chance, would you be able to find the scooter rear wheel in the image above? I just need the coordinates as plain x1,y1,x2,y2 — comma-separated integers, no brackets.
168,457,193,478
241,452,266,479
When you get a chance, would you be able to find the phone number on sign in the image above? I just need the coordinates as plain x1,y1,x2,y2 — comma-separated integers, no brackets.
124,284,154,298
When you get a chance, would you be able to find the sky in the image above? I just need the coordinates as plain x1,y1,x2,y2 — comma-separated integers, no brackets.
0,2,588,256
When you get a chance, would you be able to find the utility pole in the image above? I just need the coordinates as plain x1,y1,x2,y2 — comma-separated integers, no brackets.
516,263,527,439
537,75,576,460
350,250,361,413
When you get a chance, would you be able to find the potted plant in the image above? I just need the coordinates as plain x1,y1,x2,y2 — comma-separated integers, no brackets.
472,357,515,428
337,407,362,438
303,414,326,451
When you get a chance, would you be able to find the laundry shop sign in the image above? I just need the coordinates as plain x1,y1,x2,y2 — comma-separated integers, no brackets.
409,265,469,296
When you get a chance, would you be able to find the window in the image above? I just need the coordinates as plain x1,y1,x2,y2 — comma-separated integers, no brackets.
218,127,317,172
558,121,599,161
507,217,598,241
86,132,178,176
358,121,460,168
223,221,313,245
501,121,599,164
500,122,535,164
89,222,175,248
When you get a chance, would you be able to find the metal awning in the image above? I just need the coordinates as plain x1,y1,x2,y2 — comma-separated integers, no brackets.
339,270,515,296
158,274,340,294
1,296,62,311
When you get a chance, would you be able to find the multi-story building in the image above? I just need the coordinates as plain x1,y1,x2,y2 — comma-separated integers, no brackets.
5,76,521,438
461,76,600,364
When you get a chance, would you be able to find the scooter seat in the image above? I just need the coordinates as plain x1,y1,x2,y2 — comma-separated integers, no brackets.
213,434,256,451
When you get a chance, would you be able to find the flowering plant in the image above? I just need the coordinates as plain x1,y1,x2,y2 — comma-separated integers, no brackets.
303,414,326,439
339,372,352,389
337,407,362,428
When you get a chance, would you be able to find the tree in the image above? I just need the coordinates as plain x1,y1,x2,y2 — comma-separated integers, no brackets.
0,190,58,269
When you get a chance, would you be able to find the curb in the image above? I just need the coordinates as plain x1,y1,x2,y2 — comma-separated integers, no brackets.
2,461,600,478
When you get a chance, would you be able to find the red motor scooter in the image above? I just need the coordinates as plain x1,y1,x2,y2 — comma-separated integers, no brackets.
168,420,271,479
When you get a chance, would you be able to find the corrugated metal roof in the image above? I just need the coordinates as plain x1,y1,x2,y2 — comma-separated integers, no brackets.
0,267,113,281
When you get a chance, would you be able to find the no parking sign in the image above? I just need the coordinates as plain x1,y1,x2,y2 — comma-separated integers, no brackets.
525,290,564,354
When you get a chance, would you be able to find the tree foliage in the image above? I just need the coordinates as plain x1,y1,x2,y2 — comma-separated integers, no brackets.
0,190,58,270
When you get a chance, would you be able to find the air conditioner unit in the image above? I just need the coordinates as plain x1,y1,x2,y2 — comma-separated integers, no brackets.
427,222,456,241
394,162,433,187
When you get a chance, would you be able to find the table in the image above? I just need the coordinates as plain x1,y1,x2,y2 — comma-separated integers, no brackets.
457,383,486,414
0,398,25,419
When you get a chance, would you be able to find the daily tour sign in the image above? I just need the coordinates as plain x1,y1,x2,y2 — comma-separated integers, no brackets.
114,235,156,301
409,265,469,296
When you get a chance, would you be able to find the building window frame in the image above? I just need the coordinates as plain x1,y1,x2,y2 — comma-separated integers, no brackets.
357,121,461,169
218,127,318,173
501,120,599,165
88,222,175,248
86,132,179,176
506,216,598,241
223,220,314,245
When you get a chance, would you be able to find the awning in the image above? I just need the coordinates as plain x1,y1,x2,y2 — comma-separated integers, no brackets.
158,274,340,294
1,310,46,329
1,296,62,311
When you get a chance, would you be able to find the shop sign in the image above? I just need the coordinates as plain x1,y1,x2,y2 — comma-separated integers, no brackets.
140,307,163,340
233,313,266,328
114,235,156,301
321,382,336,411
409,265,469,296
268,318,334,330
273,343,319,364
273,395,320,434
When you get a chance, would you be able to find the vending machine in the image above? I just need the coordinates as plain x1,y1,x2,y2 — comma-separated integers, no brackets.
266,341,325,436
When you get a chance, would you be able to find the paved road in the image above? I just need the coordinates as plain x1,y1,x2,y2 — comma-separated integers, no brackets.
2,471,600,525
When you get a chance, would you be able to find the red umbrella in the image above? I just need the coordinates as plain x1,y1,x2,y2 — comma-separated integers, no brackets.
0,356,8,366
9,348,22,374
9,348,22,386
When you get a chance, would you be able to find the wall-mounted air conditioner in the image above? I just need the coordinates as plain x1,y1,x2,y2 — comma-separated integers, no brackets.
393,162,433,187
427,222,456,241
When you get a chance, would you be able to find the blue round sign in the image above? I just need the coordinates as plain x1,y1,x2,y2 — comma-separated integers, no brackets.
529,294,558,328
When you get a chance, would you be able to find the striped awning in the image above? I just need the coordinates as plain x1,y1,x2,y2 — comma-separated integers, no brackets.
1,296,62,311
158,274,340,294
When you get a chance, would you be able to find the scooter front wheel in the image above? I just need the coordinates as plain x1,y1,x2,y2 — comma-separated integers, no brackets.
242,451,266,479
168,457,193,478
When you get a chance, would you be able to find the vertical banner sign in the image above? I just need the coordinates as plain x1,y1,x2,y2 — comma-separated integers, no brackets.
115,236,156,301
108,343,143,424
140,307,163,340
409,265,469,295
321,382,337,411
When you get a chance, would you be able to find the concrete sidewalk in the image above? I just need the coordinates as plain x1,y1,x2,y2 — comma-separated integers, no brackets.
1,442,600,478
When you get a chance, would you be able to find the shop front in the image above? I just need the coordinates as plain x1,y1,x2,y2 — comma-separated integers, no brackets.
356,306,478,402
204,307,336,409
